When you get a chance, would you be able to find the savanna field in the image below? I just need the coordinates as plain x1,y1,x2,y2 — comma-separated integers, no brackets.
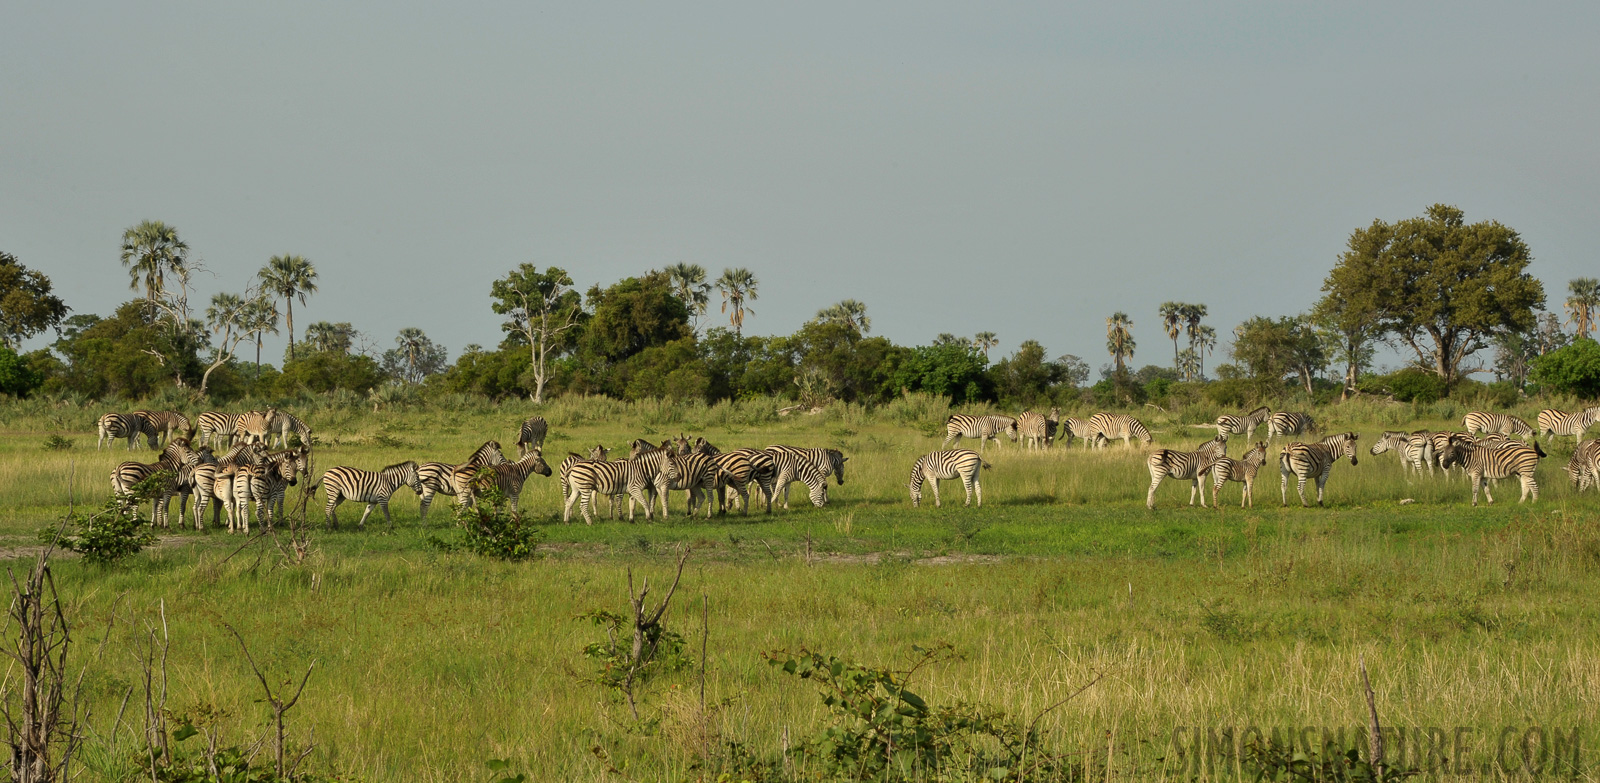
3,392,1599,781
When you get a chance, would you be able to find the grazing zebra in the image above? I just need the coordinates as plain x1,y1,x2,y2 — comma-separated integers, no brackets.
418,440,508,520
196,411,240,448
1215,407,1271,442
1209,442,1269,508
451,449,553,512
1439,439,1545,506
1565,439,1600,491
563,449,681,525
134,410,191,448
265,410,312,449
98,412,154,450
908,449,989,508
516,416,549,457
941,414,1018,452
1017,408,1059,450
1146,443,1222,510
1265,412,1316,443
1087,413,1152,448
231,454,300,533
1370,431,1428,475
765,446,847,509
236,408,277,446
321,461,423,529
1537,406,1600,446
1058,417,1096,449
1462,411,1534,440
1279,432,1360,507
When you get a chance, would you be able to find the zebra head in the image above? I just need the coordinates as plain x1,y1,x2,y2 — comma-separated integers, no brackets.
522,448,553,477
469,440,508,467
692,437,719,455
1003,420,1019,441
828,449,848,485
628,438,658,458
587,444,609,461
1327,432,1360,465
673,434,692,455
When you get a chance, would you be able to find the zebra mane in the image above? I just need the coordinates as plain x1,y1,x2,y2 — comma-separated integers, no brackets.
382,460,418,473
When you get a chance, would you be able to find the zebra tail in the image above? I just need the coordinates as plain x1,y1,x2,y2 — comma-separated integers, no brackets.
981,461,992,470
1534,441,1547,459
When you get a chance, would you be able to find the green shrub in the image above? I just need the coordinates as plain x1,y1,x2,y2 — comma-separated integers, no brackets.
48,472,165,565
1532,338,1600,399
449,480,544,561
1362,368,1447,403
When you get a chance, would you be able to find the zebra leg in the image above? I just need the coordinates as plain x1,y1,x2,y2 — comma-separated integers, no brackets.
1525,475,1538,503
1147,472,1164,510
356,503,376,529
419,488,434,521
562,486,578,523
973,474,982,507
383,499,395,528
1316,467,1331,506
657,479,671,519
962,474,975,507
931,477,941,508
940,433,958,450
325,493,341,528
579,489,597,526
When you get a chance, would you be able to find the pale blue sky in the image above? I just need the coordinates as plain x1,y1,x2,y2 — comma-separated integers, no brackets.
4,2,1597,372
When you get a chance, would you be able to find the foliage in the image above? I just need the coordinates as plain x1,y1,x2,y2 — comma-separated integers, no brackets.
120,220,189,303
47,301,206,399
1230,316,1325,396
0,251,70,350
990,340,1058,407
715,268,759,334
491,264,585,402
259,255,319,360
440,345,532,399
450,480,544,561
0,346,45,397
49,474,163,565
1531,338,1600,398
580,272,693,365
277,349,387,395
380,327,449,384
891,342,991,406
299,322,357,356
577,608,691,711
1359,368,1448,404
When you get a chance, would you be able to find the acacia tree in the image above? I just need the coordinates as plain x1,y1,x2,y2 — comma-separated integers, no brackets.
1565,278,1600,339
1323,204,1544,383
1313,270,1381,398
258,255,318,360
715,268,759,334
1232,316,1325,396
490,265,584,403
0,253,69,350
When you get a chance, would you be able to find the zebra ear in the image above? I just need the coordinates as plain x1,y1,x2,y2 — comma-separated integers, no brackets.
841,456,850,463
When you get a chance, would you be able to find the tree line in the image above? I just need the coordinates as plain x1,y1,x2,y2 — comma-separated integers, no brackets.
3,204,1599,406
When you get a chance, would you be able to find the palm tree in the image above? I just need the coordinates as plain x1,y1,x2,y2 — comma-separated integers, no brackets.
396,327,428,383
818,300,872,334
973,332,999,358
666,263,711,328
1177,348,1201,381
242,294,280,378
258,255,319,360
1193,324,1216,380
716,268,759,334
1566,278,1600,339
120,220,189,305
199,292,251,395
1159,302,1184,372
1106,312,1135,375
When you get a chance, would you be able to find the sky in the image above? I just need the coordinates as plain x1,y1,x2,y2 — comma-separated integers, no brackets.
4,2,1599,374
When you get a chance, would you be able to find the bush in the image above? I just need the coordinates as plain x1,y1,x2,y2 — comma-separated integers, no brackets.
1362,368,1448,404
48,473,164,565
448,480,544,561
0,346,43,397
1532,338,1600,399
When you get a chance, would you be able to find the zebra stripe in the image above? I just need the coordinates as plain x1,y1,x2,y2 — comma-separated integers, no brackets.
765,445,846,509
418,440,509,520
708,449,756,514
1278,432,1360,507
941,414,1018,452
1462,411,1534,439
1016,408,1059,450
230,454,299,534
451,450,552,512
1370,431,1428,475
516,416,549,457
1087,413,1152,448
1146,443,1221,509
557,445,612,515
1265,412,1316,443
197,411,240,448
1438,440,1544,506
1209,442,1269,508
134,410,191,447
1538,406,1600,446
1566,439,1600,491
908,449,989,508
98,412,154,450
1058,417,1096,449
265,410,312,449
321,461,423,528
666,452,720,519
236,408,277,445
1215,407,1271,442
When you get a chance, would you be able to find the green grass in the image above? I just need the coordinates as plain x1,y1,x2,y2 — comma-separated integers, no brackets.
2,395,1598,780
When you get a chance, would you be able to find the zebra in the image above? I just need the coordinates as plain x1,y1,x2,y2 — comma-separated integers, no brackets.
236,408,277,446
321,461,423,529
133,410,191,448
179,461,222,530
724,448,780,513
1438,439,1545,506
1209,442,1269,508
1265,412,1317,443
666,451,721,519
940,414,1018,452
265,410,312,449
418,440,508,520
451,449,552,513
765,446,846,509
1565,439,1600,491
1087,413,1152,448
516,416,548,457
1058,417,1096,449
230,453,300,533
1462,412,1534,440
215,442,265,470
1537,406,1600,446
1215,407,1271,443
557,445,612,516
908,449,990,508
111,439,202,526
708,448,759,514
1017,408,1059,450
1278,432,1360,507
1370,431,1428,475
98,412,155,450
1145,443,1222,510
563,449,681,525
196,411,240,448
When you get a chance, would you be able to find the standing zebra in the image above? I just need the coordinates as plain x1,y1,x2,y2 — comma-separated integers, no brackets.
1265,412,1316,443
1209,442,1269,508
1462,411,1534,440
231,454,299,533
321,461,424,528
941,414,1018,452
111,439,202,526
418,440,508,520
451,449,552,512
236,408,277,446
265,410,313,449
563,449,681,525
1058,417,1096,449
1279,432,1360,507
707,447,758,514
557,445,612,516
765,445,846,509
1370,431,1429,475
196,411,240,449
134,410,191,448
1215,406,1271,443
666,451,721,519
1016,408,1059,450
1537,406,1600,446
1438,439,1544,506
516,416,549,457
1087,413,1152,448
1565,439,1600,491
1145,440,1225,509
908,449,990,508
98,412,155,450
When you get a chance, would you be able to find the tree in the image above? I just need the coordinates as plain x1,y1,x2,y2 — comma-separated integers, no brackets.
665,263,711,330
1052,354,1090,388
240,295,280,376
198,292,254,395
1324,204,1544,383
301,322,357,355
1566,278,1600,339
258,255,319,360
1183,304,1208,380
1193,325,1217,381
715,268,759,334
119,221,188,305
579,272,691,368
490,265,584,403
1159,302,1184,373
991,340,1054,405
0,253,70,350
1105,312,1135,375
817,300,871,335
1313,265,1382,398
1230,316,1326,396
382,327,448,384
972,331,998,359
1532,339,1600,398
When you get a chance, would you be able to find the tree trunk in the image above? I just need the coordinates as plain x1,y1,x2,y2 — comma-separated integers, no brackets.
255,336,262,379
530,340,544,404
1172,337,1180,376
286,299,295,361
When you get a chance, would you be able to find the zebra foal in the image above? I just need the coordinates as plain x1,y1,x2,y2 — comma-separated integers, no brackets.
1145,436,1227,509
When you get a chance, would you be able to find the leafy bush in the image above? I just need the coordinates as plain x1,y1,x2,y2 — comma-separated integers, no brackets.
48,473,164,565
449,480,544,561
42,434,72,450
1361,369,1448,403
0,346,44,397
1532,338,1600,398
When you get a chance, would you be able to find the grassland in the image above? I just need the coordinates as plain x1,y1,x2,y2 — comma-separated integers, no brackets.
1,393,1598,780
